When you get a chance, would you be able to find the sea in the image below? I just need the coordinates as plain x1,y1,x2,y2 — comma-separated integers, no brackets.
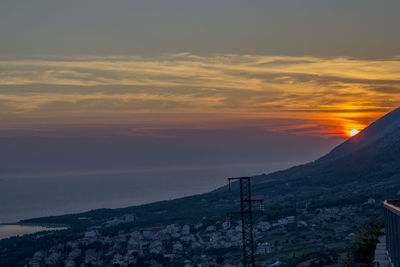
0,161,299,229
0,162,302,239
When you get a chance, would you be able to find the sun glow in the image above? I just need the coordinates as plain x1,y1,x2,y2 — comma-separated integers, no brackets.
0,54,395,137
350,129,360,137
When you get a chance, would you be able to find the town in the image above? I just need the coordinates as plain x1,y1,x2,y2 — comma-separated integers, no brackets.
24,199,377,267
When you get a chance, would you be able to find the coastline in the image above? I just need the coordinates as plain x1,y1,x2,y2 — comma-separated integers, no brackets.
0,224,68,241
0,222,69,228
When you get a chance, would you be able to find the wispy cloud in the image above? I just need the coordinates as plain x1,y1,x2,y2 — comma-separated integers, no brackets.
0,54,399,137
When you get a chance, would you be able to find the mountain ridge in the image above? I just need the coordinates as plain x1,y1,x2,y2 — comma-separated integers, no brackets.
7,107,400,267
20,107,400,229
317,107,400,163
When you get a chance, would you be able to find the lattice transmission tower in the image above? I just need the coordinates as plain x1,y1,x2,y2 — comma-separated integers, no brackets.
226,177,264,267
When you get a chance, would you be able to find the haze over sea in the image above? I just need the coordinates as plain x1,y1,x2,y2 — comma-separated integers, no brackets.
0,130,343,223
0,162,291,224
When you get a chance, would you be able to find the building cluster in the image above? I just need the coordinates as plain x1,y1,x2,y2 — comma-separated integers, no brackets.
25,213,301,266
25,203,369,267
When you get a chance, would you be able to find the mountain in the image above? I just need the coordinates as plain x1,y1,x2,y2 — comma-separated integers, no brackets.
22,107,400,228
6,107,400,266
318,107,400,163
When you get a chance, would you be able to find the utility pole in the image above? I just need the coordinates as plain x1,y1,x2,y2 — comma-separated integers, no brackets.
226,177,263,267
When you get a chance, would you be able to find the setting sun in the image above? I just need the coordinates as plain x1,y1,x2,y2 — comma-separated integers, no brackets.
350,129,360,136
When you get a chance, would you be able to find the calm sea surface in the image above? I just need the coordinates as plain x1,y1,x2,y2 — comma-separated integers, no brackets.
0,162,300,225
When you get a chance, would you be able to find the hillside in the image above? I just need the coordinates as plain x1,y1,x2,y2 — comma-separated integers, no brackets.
4,107,400,266
22,108,400,227
318,107,400,163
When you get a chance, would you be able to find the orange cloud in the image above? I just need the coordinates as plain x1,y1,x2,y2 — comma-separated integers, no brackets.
0,54,398,137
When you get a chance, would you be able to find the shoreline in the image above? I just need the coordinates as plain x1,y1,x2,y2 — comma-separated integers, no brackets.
0,224,69,241
0,222,69,228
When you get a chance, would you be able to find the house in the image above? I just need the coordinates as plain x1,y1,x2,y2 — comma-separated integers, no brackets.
205,225,217,232
84,230,99,238
268,260,282,267
255,242,274,255
182,224,191,235
172,242,184,253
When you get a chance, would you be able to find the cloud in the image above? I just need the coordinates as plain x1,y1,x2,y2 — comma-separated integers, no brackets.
0,54,399,137
370,86,400,94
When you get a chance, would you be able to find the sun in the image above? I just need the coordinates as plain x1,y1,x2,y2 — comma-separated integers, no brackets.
350,129,360,137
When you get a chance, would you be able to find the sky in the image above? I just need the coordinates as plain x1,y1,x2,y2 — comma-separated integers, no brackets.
1,0,400,140
2,0,400,221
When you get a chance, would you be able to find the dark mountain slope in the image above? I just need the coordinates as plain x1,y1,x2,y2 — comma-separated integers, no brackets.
249,124,400,209
318,107,400,163
8,108,400,267
23,108,400,228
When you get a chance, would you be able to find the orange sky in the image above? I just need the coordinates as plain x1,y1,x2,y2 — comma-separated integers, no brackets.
0,54,399,138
